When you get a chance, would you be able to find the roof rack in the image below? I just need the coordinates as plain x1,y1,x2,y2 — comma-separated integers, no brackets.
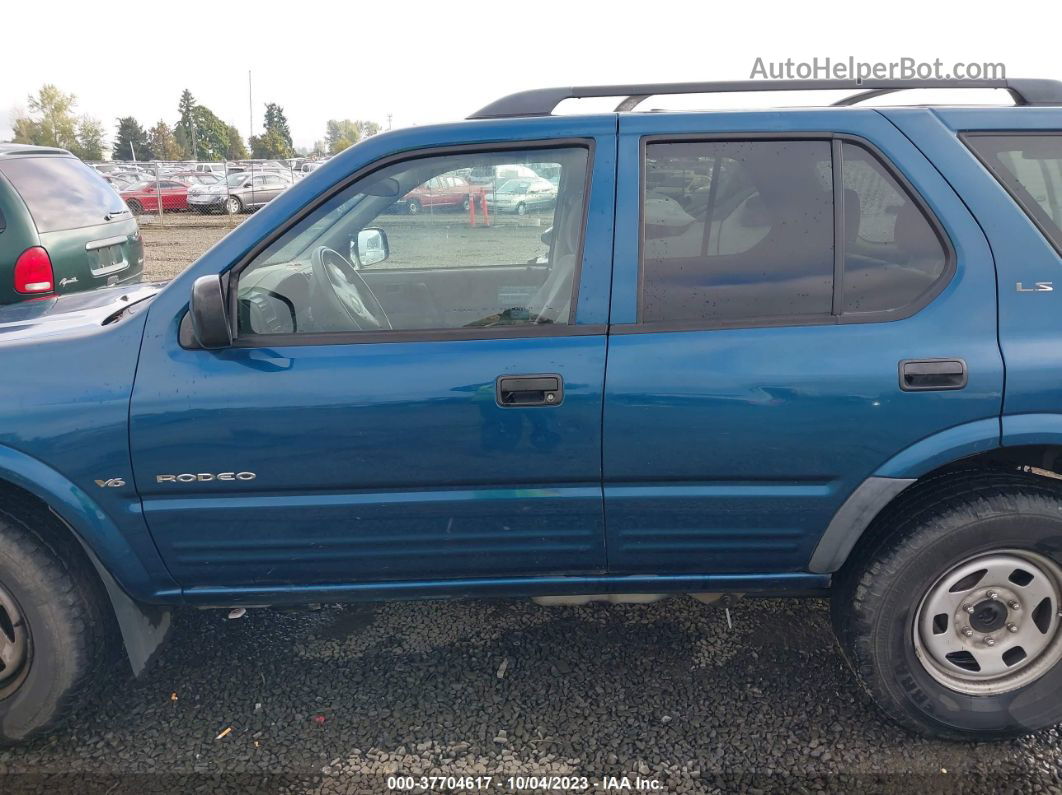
468,78,1062,119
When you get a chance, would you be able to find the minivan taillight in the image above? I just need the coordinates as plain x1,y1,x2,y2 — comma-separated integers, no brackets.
13,247,54,294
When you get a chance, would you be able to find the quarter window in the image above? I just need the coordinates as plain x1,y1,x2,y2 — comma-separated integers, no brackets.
840,143,948,314
640,138,949,326
236,147,588,337
965,133,1062,256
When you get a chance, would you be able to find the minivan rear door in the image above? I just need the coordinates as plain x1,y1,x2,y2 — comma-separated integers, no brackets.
0,155,143,297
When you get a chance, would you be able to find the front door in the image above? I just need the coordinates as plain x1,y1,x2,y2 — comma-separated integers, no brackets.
130,132,615,589
602,110,1003,574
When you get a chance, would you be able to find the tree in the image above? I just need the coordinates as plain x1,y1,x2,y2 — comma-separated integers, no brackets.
26,84,79,149
112,117,151,161
250,127,292,159
74,118,106,161
176,89,199,159
262,103,293,153
185,105,232,161
10,84,107,159
224,125,249,160
147,121,183,161
325,119,360,154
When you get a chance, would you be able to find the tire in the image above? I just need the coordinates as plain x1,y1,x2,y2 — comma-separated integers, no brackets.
462,197,471,212
0,501,110,743
126,200,142,217
515,202,527,216
406,199,421,216
225,196,243,215
833,471,1062,739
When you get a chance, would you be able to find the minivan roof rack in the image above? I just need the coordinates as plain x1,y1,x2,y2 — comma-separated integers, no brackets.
468,78,1062,119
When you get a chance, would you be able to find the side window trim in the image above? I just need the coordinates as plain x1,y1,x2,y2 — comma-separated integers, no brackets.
223,138,597,348
626,131,955,334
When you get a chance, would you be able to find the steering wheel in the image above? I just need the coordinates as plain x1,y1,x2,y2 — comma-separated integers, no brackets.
310,245,392,331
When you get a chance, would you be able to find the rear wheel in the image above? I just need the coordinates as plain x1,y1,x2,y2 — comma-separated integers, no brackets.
833,473,1062,739
0,502,110,743
125,199,142,216
462,196,471,212
406,198,421,215
515,202,527,216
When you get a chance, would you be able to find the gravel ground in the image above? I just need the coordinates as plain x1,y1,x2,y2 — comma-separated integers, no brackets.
138,215,238,281
1,597,1061,794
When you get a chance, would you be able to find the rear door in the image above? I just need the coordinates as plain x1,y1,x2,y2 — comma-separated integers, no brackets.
0,155,142,295
602,110,1002,575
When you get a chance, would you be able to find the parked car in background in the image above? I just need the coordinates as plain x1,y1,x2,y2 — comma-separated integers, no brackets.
187,171,290,214
120,179,193,215
399,173,474,214
0,144,143,304
486,177,558,214
192,163,227,176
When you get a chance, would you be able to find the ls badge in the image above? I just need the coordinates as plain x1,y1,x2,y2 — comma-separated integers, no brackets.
1016,281,1054,292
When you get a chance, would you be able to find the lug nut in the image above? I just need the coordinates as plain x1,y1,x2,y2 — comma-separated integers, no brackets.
1009,601,1021,610
964,604,975,614
984,637,997,647
1007,624,1019,633
987,591,999,600
961,627,974,637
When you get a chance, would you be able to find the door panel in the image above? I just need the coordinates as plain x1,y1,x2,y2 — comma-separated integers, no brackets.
131,335,606,585
603,110,1003,574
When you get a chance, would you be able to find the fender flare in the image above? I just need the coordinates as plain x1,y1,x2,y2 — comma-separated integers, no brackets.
809,418,1001,573
0,446,174,675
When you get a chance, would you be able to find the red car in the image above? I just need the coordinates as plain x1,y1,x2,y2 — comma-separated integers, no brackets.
401,174,473,214
120,179,192,215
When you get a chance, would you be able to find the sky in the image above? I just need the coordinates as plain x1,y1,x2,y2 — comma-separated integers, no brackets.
2,1,1060,154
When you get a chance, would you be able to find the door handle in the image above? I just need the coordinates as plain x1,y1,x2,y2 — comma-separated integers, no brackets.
899,359,967,391
496,374,563,407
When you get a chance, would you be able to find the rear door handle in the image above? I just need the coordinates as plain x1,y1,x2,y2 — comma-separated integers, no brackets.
899,359,968,391
496,374,563,407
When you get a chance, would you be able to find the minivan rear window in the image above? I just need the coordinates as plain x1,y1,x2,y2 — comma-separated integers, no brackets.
965,133,1062,256
0,156,126,234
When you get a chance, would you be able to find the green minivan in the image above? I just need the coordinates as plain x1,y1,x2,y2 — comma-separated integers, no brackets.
0,144,143,304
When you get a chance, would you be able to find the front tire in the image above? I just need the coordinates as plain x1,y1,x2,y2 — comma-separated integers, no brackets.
225,196,243,215
515,202,527,216
833,472,1062,739
0,502,110,743
406,199,421,215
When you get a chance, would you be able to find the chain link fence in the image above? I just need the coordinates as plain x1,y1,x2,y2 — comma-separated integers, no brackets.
88,158,317,229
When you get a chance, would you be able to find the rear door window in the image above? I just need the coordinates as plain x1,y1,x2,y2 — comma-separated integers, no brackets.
965,133,1062,255
0,156,126,233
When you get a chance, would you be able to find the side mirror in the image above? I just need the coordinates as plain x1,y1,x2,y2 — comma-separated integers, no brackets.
189,275,232,349
351,227,389,267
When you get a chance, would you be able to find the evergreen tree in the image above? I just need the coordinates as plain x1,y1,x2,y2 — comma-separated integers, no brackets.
262,103,293,153
176,89,199,159
112,117,151,161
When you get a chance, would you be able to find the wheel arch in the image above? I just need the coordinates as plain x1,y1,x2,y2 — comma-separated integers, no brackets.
811,418,1062,575
0,450,172,677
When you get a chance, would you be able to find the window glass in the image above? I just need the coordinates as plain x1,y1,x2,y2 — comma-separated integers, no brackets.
965,134,1062,255
840,143,948,314
0,156,127,233
236,147,588,336
642,140,834,324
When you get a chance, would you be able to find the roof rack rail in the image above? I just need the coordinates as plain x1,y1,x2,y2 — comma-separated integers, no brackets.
468,78,1062,119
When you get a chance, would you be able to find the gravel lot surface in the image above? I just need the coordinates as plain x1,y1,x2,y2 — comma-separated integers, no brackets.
138,215,237,281
1,597,1060,794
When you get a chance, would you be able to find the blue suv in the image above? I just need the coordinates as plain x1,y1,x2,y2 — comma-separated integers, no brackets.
3,78,1062,742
